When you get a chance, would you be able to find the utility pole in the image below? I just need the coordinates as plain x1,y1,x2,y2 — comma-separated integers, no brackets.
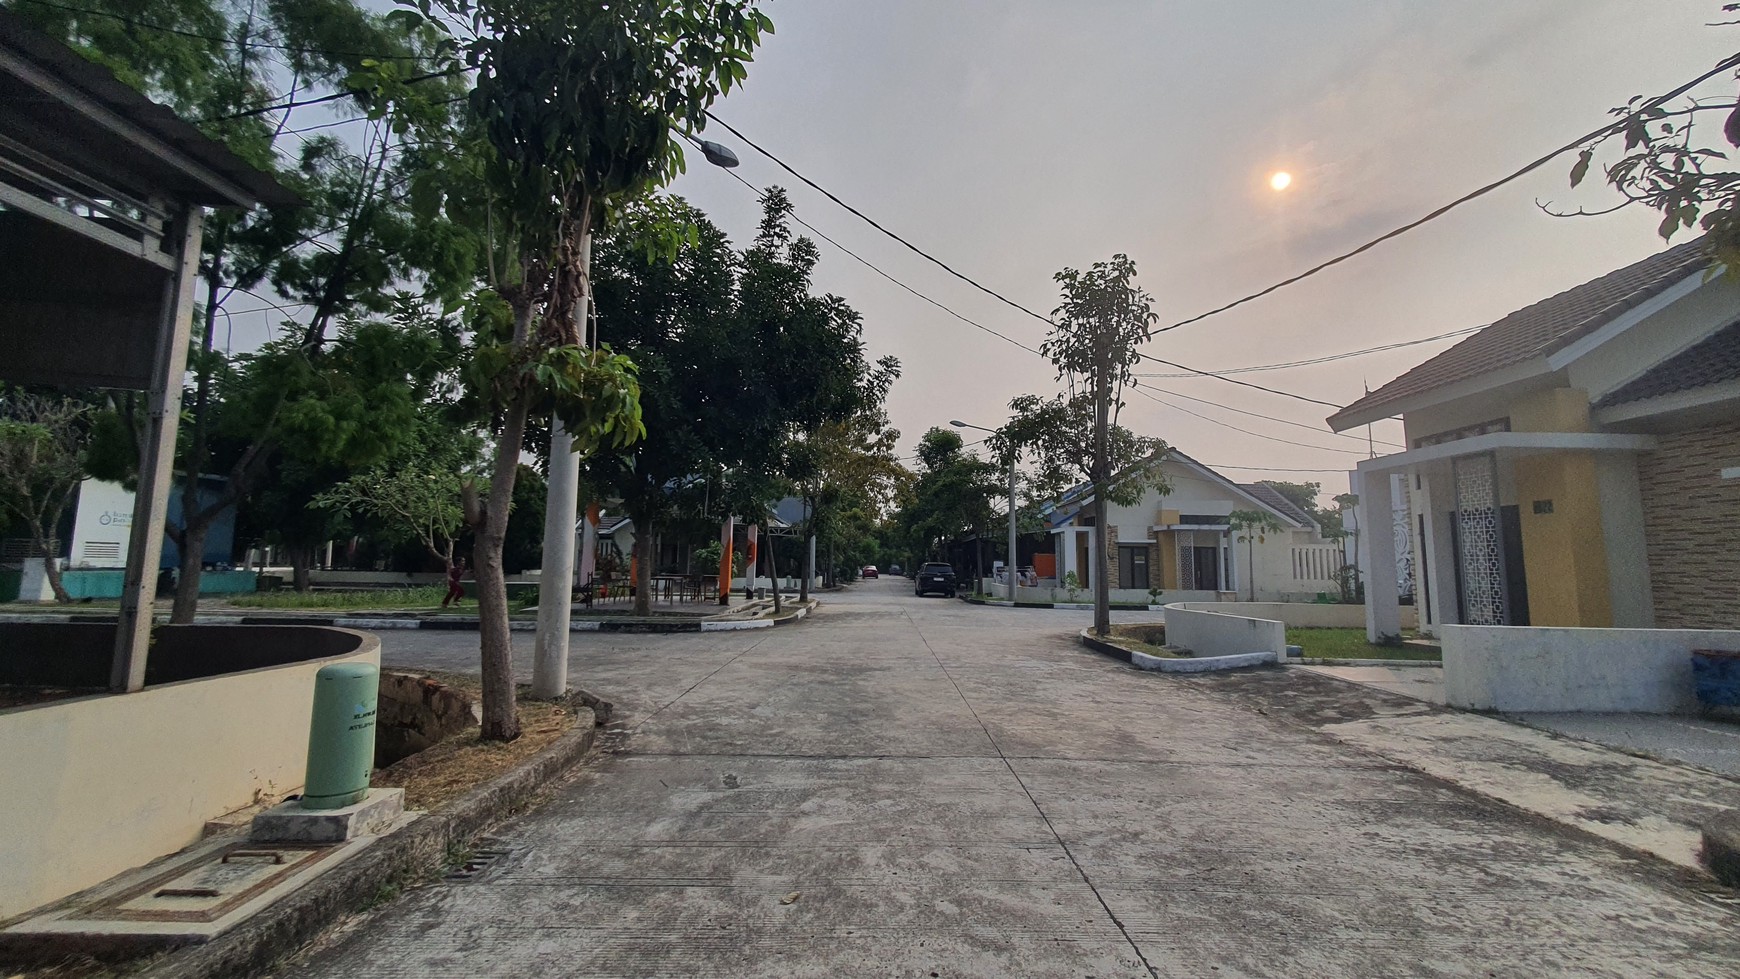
531,227,591,700
1090,325,1111,637
1006,449,1018,603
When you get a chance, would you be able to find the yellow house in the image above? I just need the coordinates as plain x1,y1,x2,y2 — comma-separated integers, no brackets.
1329,238,1740,640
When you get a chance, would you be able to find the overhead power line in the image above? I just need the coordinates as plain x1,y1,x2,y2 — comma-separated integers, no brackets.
1136,383,1406,449
1155,52,1740,334
1129,387,1369,456
708,54,1740,402
202,68,463,122
705,119,1345,408
705,161,1386,461
1134,326,1485,378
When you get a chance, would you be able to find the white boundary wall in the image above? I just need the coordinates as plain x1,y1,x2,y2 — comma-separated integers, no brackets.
0,632,380,919
1163,603,1286,658
1442,624,1740,713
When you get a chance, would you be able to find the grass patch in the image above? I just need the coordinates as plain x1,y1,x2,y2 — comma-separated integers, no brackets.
1286,627,1440,661
1103,622,1185,658
370,671,581,811
227,586,452,610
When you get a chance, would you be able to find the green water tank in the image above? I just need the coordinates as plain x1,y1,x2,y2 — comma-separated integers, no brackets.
301,662,380,810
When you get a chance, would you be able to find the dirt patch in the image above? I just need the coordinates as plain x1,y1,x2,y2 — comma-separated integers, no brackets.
369,672,580,811
1103,622,1181,658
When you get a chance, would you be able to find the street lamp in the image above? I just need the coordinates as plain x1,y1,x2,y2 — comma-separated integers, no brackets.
950,420,1018,603
531,133,746,699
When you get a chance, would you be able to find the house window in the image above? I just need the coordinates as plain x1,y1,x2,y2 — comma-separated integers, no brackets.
1118,545,1149,590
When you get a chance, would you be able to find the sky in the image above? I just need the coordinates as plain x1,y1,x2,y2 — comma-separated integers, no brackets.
643,0,1737,496
225,0,1737,500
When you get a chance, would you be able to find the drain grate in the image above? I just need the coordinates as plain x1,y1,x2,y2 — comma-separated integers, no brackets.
443,838,515,882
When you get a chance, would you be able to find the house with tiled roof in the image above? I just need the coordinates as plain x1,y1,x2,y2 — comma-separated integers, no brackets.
1329,236,1740,646
1040,451,1344,603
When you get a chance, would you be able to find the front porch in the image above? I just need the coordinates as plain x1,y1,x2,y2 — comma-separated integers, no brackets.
1354,430,1658,643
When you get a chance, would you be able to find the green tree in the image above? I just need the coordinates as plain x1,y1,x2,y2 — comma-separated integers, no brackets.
1564,11,1740,265
0,392,93,603
1011,254,1168,634
429,0,770,740
22,0,476,618
1228,509,1282,602
314,425,482,577
894,428,999,572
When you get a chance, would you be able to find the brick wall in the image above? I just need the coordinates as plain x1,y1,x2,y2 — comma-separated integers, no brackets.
1637,420,1740,629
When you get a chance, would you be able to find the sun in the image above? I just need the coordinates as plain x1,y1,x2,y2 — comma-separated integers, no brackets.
1269,171,1293,192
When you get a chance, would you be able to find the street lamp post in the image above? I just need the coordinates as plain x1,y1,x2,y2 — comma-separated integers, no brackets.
531,134,742,700
951,420,1017,603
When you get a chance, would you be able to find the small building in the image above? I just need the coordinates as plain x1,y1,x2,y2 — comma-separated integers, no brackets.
1330,237,1740,641
1043,451,1344,603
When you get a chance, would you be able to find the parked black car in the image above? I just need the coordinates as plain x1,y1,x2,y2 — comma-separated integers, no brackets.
914,562,957,598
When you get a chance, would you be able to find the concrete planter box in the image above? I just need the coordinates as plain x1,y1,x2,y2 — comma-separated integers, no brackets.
0,624,380,920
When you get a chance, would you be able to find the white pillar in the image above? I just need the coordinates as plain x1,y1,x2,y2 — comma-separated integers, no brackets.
532,226,592,699
578,505,598,586
1360,467,1402,643
1058,531,1076,583
113,206,203,692
807,534,817,589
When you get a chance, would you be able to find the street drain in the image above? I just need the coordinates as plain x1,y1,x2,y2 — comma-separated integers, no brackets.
444,839,515,882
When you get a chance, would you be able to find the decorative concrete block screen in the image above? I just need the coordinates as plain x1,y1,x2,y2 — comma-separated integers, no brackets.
1442,624,1740,713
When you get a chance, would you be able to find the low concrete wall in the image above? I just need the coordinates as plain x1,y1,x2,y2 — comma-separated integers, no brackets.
1442,624,1740,713
0,627,380,920
1167,601,1418,630
1163,603,1286,658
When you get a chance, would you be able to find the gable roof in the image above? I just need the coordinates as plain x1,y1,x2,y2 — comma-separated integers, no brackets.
1043,450,1312,530
1238,483,1317,529
1593,317,1740,409
1327,237,1714,430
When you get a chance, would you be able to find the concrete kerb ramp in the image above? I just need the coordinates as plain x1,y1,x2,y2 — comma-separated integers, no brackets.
1163,603,1287,661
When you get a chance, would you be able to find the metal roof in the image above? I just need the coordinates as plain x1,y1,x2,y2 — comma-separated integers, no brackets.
0,9,298,209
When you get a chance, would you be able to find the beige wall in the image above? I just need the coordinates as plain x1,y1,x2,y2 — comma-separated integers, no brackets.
0,632,380,919
1638,420,1740,629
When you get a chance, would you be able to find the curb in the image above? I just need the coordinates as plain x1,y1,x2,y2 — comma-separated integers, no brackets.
1287,656,1443,667
134,713,601,979
0,610,811,634
1077,629,1277,673
961,598,1166,611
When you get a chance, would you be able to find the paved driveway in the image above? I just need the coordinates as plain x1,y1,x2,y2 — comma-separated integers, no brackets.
293,579,1740,978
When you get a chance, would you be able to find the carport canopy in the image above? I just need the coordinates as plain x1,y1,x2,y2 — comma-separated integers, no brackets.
0,10,296,690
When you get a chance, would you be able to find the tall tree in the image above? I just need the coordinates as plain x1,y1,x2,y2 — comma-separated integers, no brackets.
1010,254,1168,635
893,428,999,568
21,0,476,618
429,0,770,739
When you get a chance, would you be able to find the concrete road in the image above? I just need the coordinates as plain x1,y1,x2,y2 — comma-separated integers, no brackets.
293,580,1740,978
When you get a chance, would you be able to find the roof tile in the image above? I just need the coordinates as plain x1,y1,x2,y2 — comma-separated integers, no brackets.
1327,237,1714,429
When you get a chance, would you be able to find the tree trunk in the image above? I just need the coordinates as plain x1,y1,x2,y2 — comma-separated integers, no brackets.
473,387,531,743
799,507,813,604
291,543,313,592
37,545,69,604
766,531,782,614
631,523,654,617
172,519,209,622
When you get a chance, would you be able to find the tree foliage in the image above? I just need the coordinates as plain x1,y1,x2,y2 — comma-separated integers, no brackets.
1566,11,1740,266
0,392,93,603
